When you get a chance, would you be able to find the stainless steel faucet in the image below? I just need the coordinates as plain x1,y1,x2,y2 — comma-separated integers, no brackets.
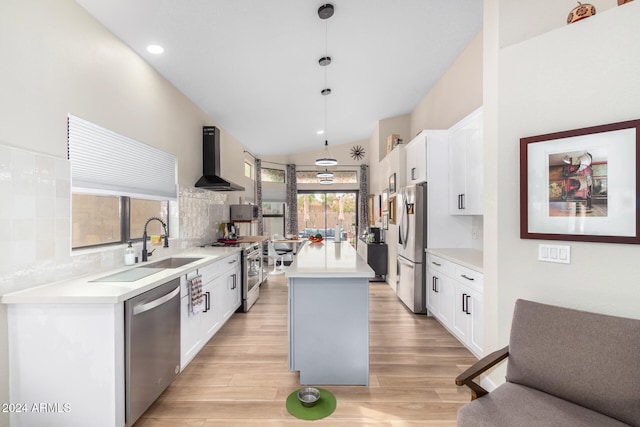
141,217,169,262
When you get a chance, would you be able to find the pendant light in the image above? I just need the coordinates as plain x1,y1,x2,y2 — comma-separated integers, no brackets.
315,4,337,168
317,168,334,178
319,177,334,185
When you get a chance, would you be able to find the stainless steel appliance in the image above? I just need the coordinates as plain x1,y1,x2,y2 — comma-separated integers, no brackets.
230,204,259,222
125,278,181,426
241,242,263,311
200,241,263,312
397,184,428,313
397,180,473,314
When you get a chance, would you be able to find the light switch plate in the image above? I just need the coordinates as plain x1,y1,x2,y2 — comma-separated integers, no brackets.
538,244,570,264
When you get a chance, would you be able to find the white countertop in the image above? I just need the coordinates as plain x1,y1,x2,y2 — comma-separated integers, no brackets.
1,247,241,305
286,241,374,279
426,248,483,272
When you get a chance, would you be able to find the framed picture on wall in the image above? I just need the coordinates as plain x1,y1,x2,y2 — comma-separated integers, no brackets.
389,196,397,224
382,189,389,212
382,212,389,230
520,118,640,244
368,194,375,226
389,173,397,194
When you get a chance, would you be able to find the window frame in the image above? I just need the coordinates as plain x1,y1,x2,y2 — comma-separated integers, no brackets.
71,193,169,250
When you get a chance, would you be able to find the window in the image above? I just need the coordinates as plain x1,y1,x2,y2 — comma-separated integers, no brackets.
244,161,253,179
261,167,286,183
72,194,168,249
296,170,358,184
68,114,175,249
262,202,285,237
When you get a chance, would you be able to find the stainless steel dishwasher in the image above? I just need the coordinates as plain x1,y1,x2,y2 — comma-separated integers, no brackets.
125,278,181,426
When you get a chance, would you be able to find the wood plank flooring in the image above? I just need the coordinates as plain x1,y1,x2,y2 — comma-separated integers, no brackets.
134,273,477,426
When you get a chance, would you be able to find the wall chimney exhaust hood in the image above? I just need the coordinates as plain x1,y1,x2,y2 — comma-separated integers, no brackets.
195,126,245,192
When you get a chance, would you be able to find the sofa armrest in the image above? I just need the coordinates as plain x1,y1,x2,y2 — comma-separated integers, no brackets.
455,345,509,400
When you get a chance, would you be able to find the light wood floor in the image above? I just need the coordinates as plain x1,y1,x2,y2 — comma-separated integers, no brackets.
135,273,477,426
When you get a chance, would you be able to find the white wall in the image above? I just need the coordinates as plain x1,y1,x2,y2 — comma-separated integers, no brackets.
484,0,640,385
0,1,249,424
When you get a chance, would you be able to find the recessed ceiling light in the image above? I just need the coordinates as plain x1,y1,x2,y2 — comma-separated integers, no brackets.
317,130,325,135
147,45,164,54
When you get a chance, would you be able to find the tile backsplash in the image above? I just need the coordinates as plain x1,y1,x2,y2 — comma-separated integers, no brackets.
0,144,232,296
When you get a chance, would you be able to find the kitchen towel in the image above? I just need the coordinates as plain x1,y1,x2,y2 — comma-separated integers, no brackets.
189,275,204,315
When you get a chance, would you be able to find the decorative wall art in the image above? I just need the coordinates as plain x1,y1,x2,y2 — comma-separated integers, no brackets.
382,212,389,230
389,196,397,224
382,189,389,212
520,119,640,244
389,173,396,194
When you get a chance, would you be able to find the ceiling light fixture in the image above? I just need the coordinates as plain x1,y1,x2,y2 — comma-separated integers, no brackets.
317,168,334,178
319,177,334,185
146,44,164,54
315,4,337,170
315,141,337,166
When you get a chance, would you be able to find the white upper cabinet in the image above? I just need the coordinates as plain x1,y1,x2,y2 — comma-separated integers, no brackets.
405,133,427,184
449,107,483,215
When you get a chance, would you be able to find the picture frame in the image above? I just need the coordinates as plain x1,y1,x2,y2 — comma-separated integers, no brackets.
382,189,389,212
388,196,397,224
382,212,389,230
520,119,640,244
389,173,397,194
367,194,375,226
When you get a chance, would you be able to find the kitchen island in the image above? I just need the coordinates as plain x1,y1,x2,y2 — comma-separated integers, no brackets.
286,240,374,386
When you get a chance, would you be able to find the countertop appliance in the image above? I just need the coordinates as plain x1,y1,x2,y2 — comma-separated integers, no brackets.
195,126,245,191
200,241,263,311
230,204,259,222
396,131,472,314
125,278,181,426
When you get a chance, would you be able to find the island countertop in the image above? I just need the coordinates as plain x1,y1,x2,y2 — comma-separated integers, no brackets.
286,240,374,279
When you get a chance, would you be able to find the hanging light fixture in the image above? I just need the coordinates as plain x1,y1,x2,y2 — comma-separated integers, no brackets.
319,177,334,185
317,168,334,178
315,4,337,168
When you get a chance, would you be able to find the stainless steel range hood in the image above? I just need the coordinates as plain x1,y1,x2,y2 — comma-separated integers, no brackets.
195,126,245,192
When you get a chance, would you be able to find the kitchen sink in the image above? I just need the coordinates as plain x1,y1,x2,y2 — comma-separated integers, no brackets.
91,257,204,282
91,267,163,282
140,257,203,269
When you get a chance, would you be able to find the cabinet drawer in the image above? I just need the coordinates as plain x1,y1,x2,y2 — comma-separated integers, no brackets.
453,265,483,293
426,254,453,276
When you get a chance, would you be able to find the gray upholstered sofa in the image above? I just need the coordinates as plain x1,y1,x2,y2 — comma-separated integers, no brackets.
456,299,640,427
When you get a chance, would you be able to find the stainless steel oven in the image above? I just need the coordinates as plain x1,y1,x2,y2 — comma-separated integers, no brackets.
241,242,263,312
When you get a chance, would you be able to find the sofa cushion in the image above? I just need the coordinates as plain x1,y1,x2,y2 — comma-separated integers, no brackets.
506,299,640,427
457,383,631,427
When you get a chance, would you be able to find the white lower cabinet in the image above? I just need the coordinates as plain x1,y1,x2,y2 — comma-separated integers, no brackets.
180,253,241,370
426,253,483,358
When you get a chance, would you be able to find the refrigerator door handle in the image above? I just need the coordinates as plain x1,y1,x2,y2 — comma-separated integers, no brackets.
400,192,410,248
398,256,414,268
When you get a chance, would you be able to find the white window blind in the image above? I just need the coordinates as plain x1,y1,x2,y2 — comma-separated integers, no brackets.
68,114,177,200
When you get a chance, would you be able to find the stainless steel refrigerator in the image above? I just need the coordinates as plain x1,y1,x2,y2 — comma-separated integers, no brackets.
396,138,472,313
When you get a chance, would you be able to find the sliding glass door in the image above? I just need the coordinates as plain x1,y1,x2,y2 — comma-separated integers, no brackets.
297,191,358,246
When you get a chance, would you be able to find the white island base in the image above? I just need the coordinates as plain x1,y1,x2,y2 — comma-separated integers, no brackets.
286,241,373,386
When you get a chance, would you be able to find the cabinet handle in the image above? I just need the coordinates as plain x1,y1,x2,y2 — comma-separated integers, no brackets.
204,291,210,312
461,194,466,210
431,261,441,267
228,259,237,264
457,194,462,209
433,276,439,293
411,167,417,180
232,273,237,290
465,295,471,315
461,293,467,313
461,274,474,281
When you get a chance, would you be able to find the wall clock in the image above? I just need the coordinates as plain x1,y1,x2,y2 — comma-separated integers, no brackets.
350,145,365,161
